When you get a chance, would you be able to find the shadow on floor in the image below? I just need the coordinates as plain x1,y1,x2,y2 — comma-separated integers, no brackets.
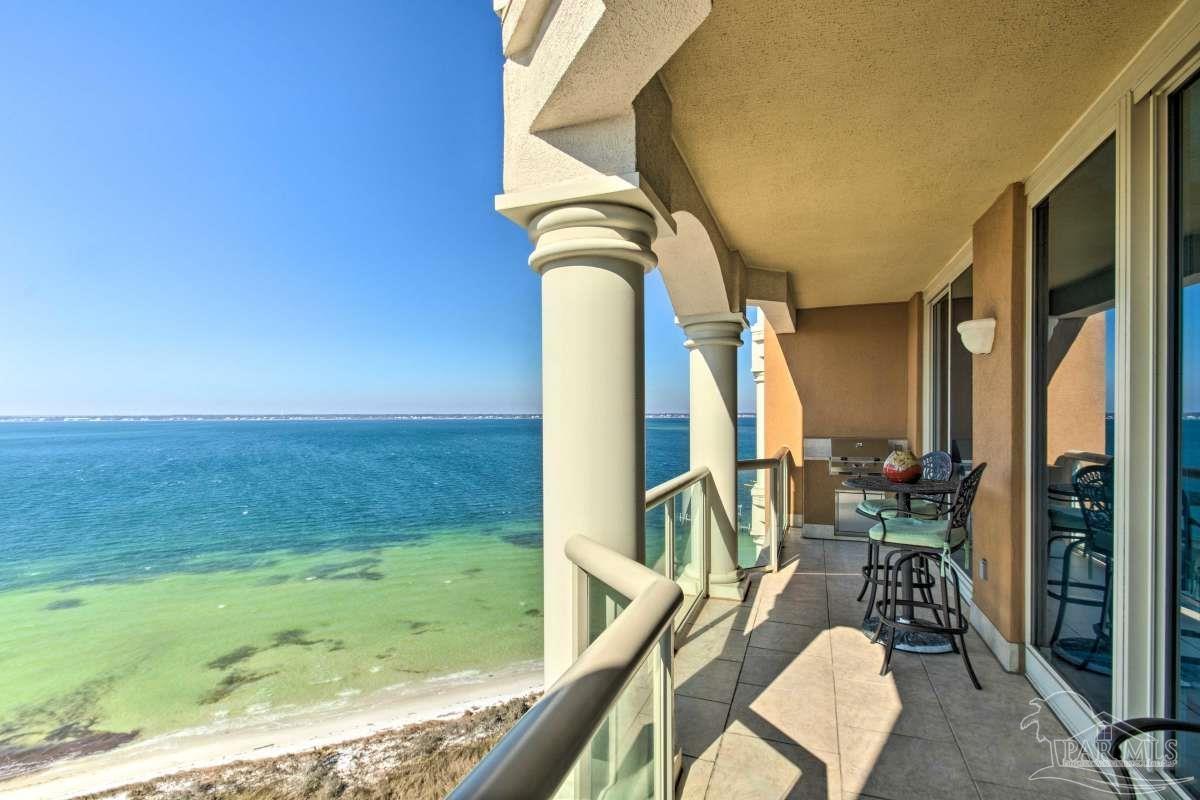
673,534,1118,800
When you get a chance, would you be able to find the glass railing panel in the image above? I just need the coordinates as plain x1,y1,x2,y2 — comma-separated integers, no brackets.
646,478,706,629
553,634,661,800
670,480,704,626
587,573,629,647
736,464,771,569
644,502,669,577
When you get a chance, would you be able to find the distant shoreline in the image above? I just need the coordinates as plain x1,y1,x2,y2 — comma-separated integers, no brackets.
0,413,757,422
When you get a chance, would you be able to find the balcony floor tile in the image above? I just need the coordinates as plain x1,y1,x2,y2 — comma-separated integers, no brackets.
677,756,713,800
706,732,841,800
673,534,1119,800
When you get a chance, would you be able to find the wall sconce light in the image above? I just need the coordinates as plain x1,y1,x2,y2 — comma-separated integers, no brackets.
957,318,996,355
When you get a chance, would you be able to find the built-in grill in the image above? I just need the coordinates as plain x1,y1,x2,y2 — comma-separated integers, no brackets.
828,437,894,476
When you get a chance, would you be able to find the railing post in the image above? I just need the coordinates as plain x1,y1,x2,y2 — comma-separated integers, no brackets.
768,462,779,573
654,628,674,800
664,495,675,581
701,477,711,598
777,455,787,563
782,452,791,536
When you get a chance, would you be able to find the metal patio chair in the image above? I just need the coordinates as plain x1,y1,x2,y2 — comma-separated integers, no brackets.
1097,716,1200,797
856,451,954,615
1048,464,1113,673
871,462,988,689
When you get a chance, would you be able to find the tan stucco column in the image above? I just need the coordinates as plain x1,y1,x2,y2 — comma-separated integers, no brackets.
680,312,747,600
970,183,1026,671
530,203,656,685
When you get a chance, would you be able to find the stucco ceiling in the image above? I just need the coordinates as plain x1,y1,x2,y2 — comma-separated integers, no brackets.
659,0,1179,309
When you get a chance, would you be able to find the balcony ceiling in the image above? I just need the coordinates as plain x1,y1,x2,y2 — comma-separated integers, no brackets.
659,0,1178,309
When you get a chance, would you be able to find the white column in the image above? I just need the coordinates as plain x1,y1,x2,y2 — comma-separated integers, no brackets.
750,312,767,543
530,203,656,686
680,312,747,601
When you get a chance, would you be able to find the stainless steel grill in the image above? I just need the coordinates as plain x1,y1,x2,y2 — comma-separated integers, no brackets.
828,437,893,475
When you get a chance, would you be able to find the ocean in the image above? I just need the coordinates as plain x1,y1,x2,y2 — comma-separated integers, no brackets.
0,417,755,778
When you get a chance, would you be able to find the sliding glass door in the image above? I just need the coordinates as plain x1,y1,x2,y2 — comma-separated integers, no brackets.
1032,136,1116,715
931,293,950,454
929,267,974,575
1171,72,1200,789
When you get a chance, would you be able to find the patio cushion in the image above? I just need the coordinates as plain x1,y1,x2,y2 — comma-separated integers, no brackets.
856,498,896,517
868,517,967,550
856,498,941,518
1048,506,1087,532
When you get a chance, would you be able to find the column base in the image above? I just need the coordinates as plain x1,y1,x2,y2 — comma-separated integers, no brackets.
707,571,749,601
676,574,705,598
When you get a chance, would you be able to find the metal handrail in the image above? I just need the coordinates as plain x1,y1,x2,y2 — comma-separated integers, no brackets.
736,445,791,470
448,534,683,800
645,465,709,507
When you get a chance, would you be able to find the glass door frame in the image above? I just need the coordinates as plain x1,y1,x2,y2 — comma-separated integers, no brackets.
1021,93,1130,740
929,285,951,454
924,263,975,584
1025,128,1123,726
1021,22,1200,759
1158,55,1200,762
1120,51,1200,798
1166,68,1186,731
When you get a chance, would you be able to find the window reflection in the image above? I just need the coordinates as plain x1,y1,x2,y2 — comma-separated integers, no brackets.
932,293,950,454
1173,74,1200,789
949,268,974,467
1033,136,1115,714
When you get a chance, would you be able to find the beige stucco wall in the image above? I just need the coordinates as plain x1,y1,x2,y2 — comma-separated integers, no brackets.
1045,313,1108,463
765,302,913,525
970,183,1027,646
773,303,911,437
763,322,804,515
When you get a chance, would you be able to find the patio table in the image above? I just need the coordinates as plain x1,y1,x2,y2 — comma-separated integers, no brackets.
844,474,958,654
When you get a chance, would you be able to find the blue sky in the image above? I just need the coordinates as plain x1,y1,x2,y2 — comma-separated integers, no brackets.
0,2,753,416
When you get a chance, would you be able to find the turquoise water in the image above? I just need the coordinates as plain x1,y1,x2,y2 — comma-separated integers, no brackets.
0,417,753,777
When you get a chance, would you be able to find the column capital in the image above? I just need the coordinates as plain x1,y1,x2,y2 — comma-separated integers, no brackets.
677,311,747,349
750,313,766,344
527,202,657,275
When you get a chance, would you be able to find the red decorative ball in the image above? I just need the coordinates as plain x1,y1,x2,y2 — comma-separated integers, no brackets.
883,450,921,483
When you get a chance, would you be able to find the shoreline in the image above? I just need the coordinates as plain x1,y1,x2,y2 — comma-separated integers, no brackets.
0,662,542,800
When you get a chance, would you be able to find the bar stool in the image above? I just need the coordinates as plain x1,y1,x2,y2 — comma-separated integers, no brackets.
871,463,988,689
856,451,953,621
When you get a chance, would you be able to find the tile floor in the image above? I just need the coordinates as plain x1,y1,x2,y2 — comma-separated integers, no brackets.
673,533,1117,800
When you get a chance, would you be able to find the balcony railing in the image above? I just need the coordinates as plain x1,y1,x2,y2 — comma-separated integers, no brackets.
644,466,710,629
451,449,789,799
737,446,792,573
449,534,683,800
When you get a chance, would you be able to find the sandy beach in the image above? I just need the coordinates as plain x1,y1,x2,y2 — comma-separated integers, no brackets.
0,663,541,800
